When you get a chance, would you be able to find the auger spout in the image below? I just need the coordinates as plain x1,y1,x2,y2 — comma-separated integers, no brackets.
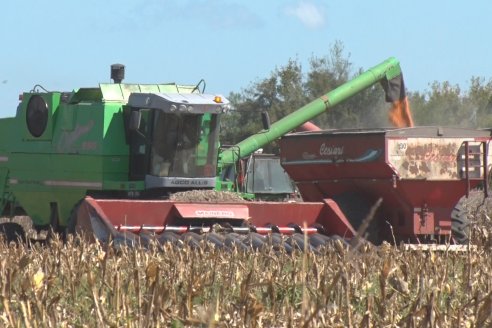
219,57,410,165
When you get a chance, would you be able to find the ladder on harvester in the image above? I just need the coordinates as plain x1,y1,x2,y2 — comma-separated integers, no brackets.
461,141,489,198
0,167,20,217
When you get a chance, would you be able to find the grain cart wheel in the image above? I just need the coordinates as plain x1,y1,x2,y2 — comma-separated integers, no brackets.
0,222,26,244
450,203,470,244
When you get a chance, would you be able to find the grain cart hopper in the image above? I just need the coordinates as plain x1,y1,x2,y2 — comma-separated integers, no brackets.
0,58,410,249
279,127,491,244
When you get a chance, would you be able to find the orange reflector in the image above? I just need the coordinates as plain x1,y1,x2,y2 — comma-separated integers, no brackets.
213,96,222,103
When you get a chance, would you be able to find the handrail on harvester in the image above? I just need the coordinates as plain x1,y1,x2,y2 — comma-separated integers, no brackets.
219,57,405,165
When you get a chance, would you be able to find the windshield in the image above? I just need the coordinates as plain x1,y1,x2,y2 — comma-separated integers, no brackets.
246,156,295,194
151,111,219,178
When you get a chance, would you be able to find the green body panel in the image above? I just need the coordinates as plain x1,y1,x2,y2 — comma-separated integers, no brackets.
219,57,402,165
0,83,196,228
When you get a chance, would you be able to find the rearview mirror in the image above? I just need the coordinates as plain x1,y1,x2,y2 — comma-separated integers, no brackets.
129,111,141,131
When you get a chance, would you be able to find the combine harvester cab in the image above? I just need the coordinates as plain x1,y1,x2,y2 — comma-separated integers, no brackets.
280,127,491,244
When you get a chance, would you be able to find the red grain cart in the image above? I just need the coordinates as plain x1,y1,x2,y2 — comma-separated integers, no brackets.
280,126,491,244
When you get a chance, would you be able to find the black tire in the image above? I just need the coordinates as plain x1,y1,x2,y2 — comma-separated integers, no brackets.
0,222,26,244
451,203,470,244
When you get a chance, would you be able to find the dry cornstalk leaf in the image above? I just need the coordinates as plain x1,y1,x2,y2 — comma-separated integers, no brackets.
32,269,45,292
146,261,159,285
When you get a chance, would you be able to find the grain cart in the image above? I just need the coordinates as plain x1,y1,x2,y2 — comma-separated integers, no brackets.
0,58,411,249
279,127,490,244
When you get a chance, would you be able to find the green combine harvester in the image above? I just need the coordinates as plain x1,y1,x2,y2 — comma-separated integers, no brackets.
0,65,230,237
0,59,410,248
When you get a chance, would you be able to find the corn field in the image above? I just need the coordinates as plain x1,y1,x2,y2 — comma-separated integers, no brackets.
0,234,490,328
0,189,491,327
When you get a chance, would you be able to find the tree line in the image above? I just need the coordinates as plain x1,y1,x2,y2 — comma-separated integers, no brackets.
220,41,492,150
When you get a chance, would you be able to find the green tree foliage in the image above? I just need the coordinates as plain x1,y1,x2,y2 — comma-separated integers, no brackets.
305,42,387,128
221,41,390,147
409,82,463,126
409,77,492,127
220,58,307,150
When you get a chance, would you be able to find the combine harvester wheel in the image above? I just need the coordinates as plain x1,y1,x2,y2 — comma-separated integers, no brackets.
0,222,26,244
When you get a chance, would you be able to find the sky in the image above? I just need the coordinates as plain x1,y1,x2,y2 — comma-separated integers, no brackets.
1,0,492,118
